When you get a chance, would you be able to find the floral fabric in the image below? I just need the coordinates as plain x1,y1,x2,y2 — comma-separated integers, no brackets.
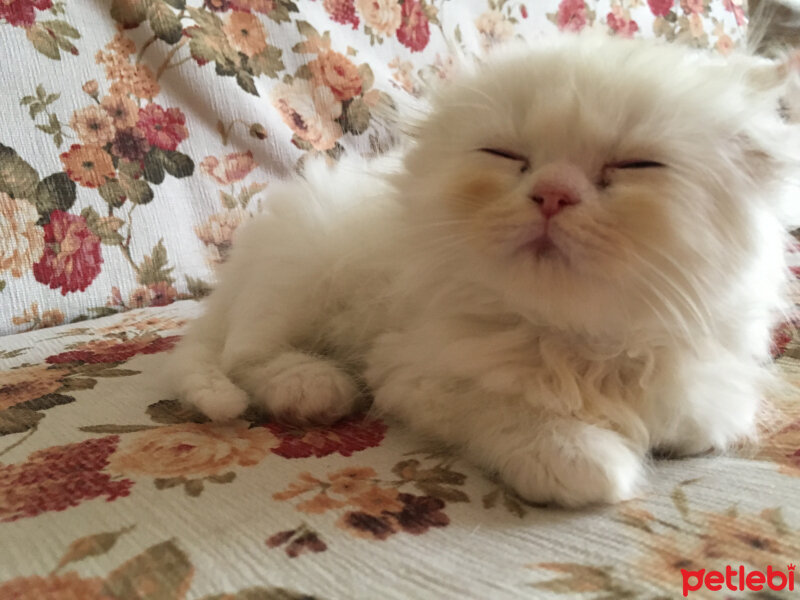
0,0,747,336
0,298,799,598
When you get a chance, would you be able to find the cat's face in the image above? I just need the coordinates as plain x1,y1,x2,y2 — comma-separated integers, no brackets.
400,36,798,335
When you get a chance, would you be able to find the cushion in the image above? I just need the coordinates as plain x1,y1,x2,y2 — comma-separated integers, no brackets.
0,0,748,336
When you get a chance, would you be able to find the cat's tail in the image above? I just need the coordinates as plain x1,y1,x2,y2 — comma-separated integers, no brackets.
169,318,250,422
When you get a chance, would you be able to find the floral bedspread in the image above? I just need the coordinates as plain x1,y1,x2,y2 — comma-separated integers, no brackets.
0,299,799,599
0,0,747,337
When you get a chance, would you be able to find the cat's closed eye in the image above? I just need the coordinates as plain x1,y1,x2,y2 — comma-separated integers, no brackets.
599,160,666,188
479,148,530,172
606,160,666,170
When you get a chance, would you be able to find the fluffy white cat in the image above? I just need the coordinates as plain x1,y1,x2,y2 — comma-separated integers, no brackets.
169,34,800,507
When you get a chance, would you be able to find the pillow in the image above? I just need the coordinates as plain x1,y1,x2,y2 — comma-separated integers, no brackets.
0,0,747,336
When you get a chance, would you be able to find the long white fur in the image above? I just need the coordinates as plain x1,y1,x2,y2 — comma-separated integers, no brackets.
169,34,800,507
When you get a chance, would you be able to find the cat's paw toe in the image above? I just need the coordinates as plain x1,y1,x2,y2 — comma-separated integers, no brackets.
504,424,644,508
653,414,756,458
185,377,250,422
256,353,358,425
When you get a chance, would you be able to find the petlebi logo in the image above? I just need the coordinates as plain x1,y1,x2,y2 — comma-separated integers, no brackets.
681,564,796,596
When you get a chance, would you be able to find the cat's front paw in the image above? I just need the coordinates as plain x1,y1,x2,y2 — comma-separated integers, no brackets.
176,369,250,422
648,400,758,458
652,419,753,458
245,352,359,425
501,424,644,507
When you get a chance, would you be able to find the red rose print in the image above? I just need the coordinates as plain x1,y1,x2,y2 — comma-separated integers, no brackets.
0,0,52,28
46,334,181,364
266,415,387,458
396,0,430,52
647,0,674,17
323,0,359,29
556,0,587,32
33,210,103,295
137,103,189,151
0,436,133,522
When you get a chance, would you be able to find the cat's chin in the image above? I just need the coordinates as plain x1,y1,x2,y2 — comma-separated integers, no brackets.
523,235,557,256
515,234,570,264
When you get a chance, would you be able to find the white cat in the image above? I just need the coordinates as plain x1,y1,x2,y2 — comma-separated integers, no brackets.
169,35,800,507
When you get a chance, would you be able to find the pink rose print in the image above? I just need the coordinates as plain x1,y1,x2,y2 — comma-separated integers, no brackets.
607,12,639,36
0,0,52,28
200,150,257,185
556,0,588,32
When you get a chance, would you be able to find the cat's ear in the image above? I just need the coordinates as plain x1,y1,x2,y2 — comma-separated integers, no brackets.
744,50,799,90
734,131,800,228
741,50,800,119
774,51,800,123
731,52,800,226
734,130,800,226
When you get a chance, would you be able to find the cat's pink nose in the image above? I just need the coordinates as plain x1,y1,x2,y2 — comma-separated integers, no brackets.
530,184,580,218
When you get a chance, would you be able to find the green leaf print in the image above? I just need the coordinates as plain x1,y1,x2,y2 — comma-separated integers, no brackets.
138,239,175,286
343,98,370,135
120,174,155,205
54,526,136,572
102,540,193,600
26,20,80,60
34,172,77,215
110,0,148,28
150,148,194,178
0,144,40,200
26,23,60,59
143,150,166,184
148,0,183,44
249,46,285,78
98,181,128,209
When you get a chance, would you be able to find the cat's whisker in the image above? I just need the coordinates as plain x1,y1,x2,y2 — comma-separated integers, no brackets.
567,218,716,339
625,270,697,344
550,238,690,345
632,243,717,325
625,252,714,339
